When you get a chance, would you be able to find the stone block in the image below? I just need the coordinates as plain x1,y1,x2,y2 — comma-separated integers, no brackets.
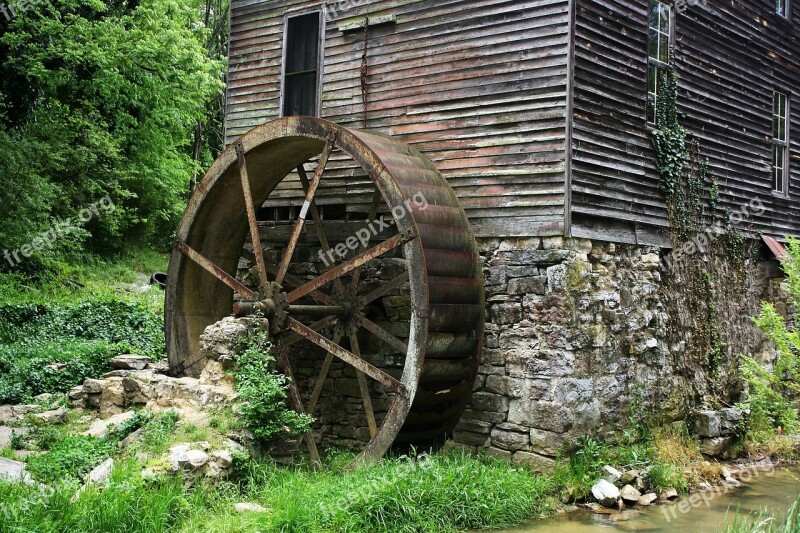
512,451,556,474
469,392,509,413
490,429,530,451
484,446,513,461
508,400,573,433
529,429,564,456
508,277,547,296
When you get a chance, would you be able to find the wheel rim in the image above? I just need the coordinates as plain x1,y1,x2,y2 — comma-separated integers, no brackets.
166,117,483,463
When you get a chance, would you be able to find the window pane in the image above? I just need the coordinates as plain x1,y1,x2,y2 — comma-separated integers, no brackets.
659,33,670,63
649,0,660,30
659,4,670,33
647,66,659,123
283,73,318,117
285,14,320,74
776,0,786,16
649,28,659,59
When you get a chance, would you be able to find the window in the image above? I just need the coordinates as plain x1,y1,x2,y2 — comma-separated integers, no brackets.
772,92,790,194
282,12,322,117
646,0,672,123
776,0,790,17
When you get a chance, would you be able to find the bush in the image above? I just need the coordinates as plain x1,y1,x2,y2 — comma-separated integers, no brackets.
26,435,115,484
233,328,314,444
740,237,800,436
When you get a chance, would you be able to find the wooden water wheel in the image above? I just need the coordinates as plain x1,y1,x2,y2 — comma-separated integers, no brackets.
165,117,484,463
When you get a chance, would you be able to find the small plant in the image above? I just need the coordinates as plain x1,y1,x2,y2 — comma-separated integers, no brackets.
233,327,314,444
26,435,114,484
10,430,25,450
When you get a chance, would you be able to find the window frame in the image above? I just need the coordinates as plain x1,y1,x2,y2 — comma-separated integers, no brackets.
646,0,675,125
772,91,791,196
776,0,792,19
280,9,325,118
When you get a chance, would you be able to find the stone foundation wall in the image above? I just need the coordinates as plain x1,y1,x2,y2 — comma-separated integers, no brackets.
452,237,787,470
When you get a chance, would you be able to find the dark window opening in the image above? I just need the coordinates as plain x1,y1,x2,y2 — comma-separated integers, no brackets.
776,0,791,17
283,12,321,117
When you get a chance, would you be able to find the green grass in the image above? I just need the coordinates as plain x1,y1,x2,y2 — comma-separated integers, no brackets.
720,496,800,532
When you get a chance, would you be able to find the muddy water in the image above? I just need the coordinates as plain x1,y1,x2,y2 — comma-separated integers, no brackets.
501,469,800,532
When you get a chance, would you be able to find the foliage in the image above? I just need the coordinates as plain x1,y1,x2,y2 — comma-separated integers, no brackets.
0,264,166,403
740,238,800,436
0,0,227,262
721,495,800,533
233,327,314,444
26,435,115,484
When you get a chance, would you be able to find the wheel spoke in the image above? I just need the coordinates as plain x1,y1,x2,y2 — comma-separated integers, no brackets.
358,272,409,307
350,189,382,291
266,264,336,306
305,328,342,415
236,141,268,288
297,165,345,296
353,314,409,356
288,318,402,392
275,337,320,463
350,328,378,438
177,241,257,300
276,133,337,285
282,316,338,348
287,233,413,304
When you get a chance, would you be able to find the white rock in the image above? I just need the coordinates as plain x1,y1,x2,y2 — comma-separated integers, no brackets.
110,355,151,371
234,502,267,513
86,458,114,485
84,419,109,438
35,407,69,425
620,484,641,503
602,465,623,484
592,479,621,508
105,411,136,427
186,449,209,470
638,493,658,506
211,450,233,468
0,457,34,485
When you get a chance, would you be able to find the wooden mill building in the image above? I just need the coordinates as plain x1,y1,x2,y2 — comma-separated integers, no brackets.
214,0,800,463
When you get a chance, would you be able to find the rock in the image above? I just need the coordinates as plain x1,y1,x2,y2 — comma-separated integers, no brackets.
110,355,151,371
148,359,170,374
34,393,53,403
603,465,623,484
119,428,143,449
34,407,69,425
0,426,12,448
102,370,131,379
659,488,678,500
234,502,268,513
720,466,733,480
223,439,247,455
185,449,209,470
620,470,640,485
46,363,66,373
68,386,85,401
87,458,114,485
511,451,556,474
0,457,34,485
83,379,107,395
84,419,109,438
168,444,191,468
199,317,251,364
582,502,615,515
211,450,233,468
701,436,735,457
620,484,641,504
105,411,136,428
637,493,657,506
592,479,622,508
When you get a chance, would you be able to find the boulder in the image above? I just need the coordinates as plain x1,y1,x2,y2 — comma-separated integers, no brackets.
110,355,151,371
0,457,34,485
185,449,209,470
35,407,69,425
86,458,114,485
638,493,658,506
620,470,640,485
620,484,641,504
0,426,12,448
701,436,735,457
602,465,622,484
659,488,679,500
592,479,621,508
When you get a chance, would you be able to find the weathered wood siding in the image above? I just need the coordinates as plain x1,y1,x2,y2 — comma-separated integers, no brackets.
570,0,800,245
226,0,572,238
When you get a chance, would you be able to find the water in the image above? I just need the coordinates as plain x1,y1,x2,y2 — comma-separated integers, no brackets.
501,468,800,532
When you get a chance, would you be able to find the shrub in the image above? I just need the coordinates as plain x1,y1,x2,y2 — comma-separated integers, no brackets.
740,237,800,436
233,328,313,444
26,435,115,484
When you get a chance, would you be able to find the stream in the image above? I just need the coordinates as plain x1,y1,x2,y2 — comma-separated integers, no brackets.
501,468,800,532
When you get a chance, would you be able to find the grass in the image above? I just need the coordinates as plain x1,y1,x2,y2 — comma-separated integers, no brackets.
720,496,800,532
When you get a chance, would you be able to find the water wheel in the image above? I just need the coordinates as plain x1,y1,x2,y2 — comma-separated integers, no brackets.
165,117,484,463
